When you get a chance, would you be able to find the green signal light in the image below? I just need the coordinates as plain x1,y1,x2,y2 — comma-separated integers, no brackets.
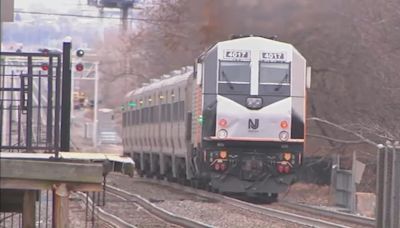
197,115,203,124
128,101,137,107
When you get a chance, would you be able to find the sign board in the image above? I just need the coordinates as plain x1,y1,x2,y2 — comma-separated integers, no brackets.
260,52,287,62
1,0,14,22
354,159,366,184
223,50,251,61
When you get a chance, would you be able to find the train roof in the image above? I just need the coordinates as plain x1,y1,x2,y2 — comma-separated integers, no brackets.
124,66,193,100
197,36,304,62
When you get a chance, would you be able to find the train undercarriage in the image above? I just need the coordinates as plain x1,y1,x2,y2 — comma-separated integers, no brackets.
128,141,302,202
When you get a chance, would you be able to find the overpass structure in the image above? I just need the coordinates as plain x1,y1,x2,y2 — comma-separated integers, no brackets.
0,45,133,227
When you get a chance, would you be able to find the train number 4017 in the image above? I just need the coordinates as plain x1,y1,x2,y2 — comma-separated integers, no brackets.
223,50,251,60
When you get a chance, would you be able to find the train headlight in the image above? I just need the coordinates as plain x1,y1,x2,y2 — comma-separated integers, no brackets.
283,152,292,161
219,150,228,159
246,97,263,109
217,129,228,139
279,131,289,141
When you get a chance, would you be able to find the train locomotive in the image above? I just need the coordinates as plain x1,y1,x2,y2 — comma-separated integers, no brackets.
122,36,311,199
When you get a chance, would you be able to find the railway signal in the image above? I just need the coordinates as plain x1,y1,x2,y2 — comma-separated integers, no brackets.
75,49,85,72
75,63,84,72
76,49,85,57
41,63,49,71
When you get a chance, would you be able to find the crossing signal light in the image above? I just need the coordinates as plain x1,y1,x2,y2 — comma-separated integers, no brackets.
75,63,84,72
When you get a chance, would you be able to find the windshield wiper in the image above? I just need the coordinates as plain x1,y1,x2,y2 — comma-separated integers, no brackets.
274,73,289,91
222,71,234,90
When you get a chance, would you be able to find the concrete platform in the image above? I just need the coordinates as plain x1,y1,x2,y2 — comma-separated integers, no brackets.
0,152,134,228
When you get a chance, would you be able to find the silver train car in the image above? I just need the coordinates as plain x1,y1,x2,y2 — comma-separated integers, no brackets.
122,36,311,199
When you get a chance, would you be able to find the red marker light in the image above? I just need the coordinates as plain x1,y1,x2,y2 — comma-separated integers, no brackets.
41,63,49,71
218,119,227,127
284,165,290,173
75,63,84,72
277,164,284,173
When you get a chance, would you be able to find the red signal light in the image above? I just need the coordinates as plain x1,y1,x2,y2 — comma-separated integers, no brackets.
41,63,49,71
75,63,84,72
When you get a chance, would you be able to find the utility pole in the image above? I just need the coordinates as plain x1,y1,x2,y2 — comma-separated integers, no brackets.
121,6,129,32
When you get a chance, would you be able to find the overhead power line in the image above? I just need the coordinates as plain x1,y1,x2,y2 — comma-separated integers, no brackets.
14,10,176,23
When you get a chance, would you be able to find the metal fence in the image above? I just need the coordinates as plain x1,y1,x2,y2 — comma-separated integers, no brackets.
0,52,62,154
1,190,53,228
376,141,400,228
0,190,106,228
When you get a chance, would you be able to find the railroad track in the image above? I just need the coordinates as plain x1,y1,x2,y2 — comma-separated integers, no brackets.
105,185,212,228
135,178,374,228
278,201,375,227
75,192,135,228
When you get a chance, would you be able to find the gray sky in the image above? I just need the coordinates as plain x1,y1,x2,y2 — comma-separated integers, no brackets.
15,0,82,11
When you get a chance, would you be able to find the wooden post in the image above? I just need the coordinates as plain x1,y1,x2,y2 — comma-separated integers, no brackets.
54,184,69,228
22,190,36,228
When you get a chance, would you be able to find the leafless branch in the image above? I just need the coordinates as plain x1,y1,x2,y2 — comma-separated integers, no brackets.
308,117,379,147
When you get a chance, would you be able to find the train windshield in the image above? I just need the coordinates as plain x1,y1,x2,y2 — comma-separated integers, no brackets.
219,61,251,83
259,63,290,84
218,61,251,95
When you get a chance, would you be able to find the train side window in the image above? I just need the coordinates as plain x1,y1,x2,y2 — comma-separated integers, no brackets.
139,108,143,124
181,101,185,120
142,108,146,124
167,104,171,122
149,107,152,123
161,104,165,122
173,102,179,121
149,106,153,123
122,112,126,127
154,106,159,122
147,107,150,123
137,109,140,125
145,107,148,123
130,111,134,126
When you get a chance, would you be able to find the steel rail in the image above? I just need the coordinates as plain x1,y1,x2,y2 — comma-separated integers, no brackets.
106,185,212,228
279,202,375,227
75,192,136,228
135,178,356,228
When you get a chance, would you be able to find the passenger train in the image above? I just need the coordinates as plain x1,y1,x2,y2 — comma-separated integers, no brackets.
122,36,311,200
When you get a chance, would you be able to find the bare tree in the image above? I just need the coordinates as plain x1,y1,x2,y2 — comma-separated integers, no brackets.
97,0,400,159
